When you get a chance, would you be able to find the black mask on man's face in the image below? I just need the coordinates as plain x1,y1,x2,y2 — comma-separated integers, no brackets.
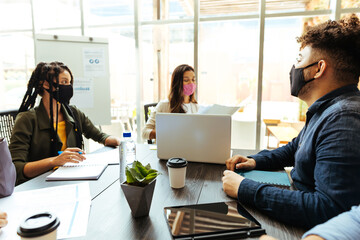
289,62,318,97
45,84,73,104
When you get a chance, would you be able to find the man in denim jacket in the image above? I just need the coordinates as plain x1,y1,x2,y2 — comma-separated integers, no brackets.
222,15,360,229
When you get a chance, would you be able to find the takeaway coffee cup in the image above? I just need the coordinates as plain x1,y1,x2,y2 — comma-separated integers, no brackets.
17,212,60,240
167,157,188,189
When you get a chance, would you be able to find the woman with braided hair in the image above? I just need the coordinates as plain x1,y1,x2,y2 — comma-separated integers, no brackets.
9,62,120,185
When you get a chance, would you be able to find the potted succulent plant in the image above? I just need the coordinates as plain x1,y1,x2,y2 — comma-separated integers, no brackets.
121,160,160,217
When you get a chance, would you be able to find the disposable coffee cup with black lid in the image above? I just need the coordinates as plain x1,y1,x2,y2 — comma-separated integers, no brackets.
166,157,188,168
17,212,60,240
167,157,188,188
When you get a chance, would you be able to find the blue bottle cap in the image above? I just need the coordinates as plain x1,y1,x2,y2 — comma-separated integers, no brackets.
123,132,131,138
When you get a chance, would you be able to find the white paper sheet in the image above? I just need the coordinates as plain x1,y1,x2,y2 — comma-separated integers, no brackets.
198,104,240,115
72,77,94,108
83,48,106,77
82,148,120,165
0,183,91,240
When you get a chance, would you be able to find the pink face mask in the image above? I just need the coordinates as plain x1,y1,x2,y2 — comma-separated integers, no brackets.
183,83,196,96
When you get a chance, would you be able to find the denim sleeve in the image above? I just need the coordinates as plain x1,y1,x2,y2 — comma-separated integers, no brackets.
249,133,300,170
302,206,360,240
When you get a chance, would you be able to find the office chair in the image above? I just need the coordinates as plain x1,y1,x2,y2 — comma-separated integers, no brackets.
144,103,157,144
0,109,18,143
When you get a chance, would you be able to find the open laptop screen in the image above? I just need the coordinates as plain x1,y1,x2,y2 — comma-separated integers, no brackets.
156,113,231,164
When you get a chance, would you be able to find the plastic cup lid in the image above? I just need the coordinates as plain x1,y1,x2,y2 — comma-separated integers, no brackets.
167,157,188,168
17,212,60,238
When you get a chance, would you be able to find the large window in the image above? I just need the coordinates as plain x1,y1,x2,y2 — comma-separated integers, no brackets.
0,33,34,110
85,0,134,25
0,0,32,31
262,16,329,122
142,23,194,104
33,0,81,33
199,20,258,106
1,0,360,147
200,0,258,16
342,0,360,8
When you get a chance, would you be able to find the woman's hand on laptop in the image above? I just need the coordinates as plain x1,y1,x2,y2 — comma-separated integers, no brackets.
225,155,256,171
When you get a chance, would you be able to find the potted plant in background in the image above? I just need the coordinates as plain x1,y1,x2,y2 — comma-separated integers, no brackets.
121,160,161,217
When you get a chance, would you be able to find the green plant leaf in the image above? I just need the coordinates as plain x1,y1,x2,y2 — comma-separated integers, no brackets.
125,161,160,185
129,167,145,182
134,161,149,177
143,172,160,184
147,169,158,174
145,163,151,170
125,166,136,184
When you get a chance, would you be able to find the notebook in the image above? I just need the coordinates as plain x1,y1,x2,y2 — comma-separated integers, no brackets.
235,169,291,187
46,162,107,181
156,113,231,164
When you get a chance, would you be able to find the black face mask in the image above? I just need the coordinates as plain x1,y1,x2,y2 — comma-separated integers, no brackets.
289,62,318,97
45,84,73,104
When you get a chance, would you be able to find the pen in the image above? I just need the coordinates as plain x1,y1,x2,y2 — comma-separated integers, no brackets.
58,151,83,155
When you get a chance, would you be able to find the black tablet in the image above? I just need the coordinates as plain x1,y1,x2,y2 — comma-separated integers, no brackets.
164,201,265,239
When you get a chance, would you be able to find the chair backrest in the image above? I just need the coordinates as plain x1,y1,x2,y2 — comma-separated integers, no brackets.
144,103,157,144
144,103,157,123
0,109,18,143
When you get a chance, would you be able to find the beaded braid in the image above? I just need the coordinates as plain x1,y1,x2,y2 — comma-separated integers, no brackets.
18,62,47,113
47,64,61,155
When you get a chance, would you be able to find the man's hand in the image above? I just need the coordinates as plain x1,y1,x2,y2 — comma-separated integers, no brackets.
225,155,256,171
222,170,245,198
0,211,8,228
259,234,324,240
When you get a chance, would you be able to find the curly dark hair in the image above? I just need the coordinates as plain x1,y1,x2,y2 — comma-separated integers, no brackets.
297,14,360,84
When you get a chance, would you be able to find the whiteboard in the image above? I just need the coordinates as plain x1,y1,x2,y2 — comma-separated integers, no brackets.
35,34,111,125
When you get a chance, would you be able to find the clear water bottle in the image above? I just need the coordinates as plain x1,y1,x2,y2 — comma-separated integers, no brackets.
122,132,136,165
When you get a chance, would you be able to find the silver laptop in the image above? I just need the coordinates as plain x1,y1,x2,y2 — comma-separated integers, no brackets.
156,113,231,164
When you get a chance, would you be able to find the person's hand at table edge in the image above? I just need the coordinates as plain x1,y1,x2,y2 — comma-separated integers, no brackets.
259,234,324,240
0,211,8,229
225,155,256,171
105,136,121,147
222,170,245,198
